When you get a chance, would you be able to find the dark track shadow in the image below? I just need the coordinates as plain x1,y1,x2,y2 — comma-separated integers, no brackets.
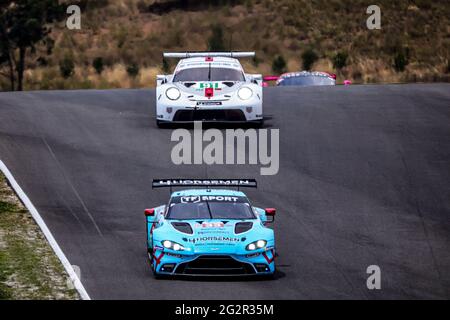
156,269,285,282
154,116,273,130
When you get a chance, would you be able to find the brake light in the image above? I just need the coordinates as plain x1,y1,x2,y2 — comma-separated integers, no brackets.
205,57,213,62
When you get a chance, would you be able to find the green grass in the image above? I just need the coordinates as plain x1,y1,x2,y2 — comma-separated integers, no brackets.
0,174,79,300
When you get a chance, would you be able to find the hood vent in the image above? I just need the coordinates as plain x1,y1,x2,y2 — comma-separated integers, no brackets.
223,81,235,87
235,222,253,234
172,222,193,234
184,82,196,88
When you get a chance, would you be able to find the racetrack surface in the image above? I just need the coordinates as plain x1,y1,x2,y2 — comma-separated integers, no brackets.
0,84,449,299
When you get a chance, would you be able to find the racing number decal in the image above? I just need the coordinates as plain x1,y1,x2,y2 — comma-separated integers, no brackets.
199,83,219,89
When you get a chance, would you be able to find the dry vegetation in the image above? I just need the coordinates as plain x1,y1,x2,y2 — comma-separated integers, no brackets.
0,173,79,299
2,0,449,90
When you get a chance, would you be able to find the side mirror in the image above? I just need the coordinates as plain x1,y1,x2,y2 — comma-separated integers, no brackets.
264,208,276,224
144,208,155,217
263,75,279,82
156,75,167,86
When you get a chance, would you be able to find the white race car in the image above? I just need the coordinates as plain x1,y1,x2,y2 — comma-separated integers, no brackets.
156,52,264,127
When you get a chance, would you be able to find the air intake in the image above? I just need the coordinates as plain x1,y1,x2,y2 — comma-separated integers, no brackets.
171,222,193,234
235,222,253,234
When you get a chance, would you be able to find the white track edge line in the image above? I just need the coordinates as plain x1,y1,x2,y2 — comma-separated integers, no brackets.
0,160,91,300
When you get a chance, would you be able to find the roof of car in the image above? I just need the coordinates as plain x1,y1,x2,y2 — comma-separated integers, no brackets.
280,71,333,78
171,189,246,197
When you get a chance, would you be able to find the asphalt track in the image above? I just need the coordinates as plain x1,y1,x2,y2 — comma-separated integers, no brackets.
0,84,449,299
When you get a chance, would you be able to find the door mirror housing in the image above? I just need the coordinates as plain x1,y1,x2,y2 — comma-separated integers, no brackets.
264,208,276,223
144,208,155,217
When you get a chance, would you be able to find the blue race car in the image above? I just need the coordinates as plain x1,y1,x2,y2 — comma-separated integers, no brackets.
145,179,276,278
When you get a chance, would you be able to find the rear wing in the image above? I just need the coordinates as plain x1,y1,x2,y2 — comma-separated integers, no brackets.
163,52,255,59
152,179,257,190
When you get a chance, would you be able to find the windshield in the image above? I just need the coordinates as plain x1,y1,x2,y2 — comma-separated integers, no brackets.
279,76,335,86
167,195,255,220
173,67,245,82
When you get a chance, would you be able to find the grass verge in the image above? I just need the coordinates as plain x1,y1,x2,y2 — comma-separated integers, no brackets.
0,172,79,300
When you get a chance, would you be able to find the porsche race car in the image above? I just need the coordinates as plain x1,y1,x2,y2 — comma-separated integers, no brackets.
156,52,264,127
145,179,276,278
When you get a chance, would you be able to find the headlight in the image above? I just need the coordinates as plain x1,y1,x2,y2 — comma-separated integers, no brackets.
238,87,253,100
161,240,185,251
166,87,181,100
246,240,267,251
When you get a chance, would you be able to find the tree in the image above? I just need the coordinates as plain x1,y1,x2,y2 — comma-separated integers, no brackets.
301,48,318,71
93,57,104,74
0,0,64,91
272,55,287,74
207,25,225,51
332,52,348,70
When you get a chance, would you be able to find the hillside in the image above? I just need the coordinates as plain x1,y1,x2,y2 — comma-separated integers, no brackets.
2,0,449,90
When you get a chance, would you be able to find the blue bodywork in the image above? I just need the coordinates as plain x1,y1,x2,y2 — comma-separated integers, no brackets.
146,189,276,277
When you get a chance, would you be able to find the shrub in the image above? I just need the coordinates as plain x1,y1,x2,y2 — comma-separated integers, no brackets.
162,58,170,74
272,55,287,74
207,25,225,51
59,56,75,79
137,0,149,13
394,52,409,72
301,48,318,71
127,63,140,78
333,52,348,70
93,57,104,74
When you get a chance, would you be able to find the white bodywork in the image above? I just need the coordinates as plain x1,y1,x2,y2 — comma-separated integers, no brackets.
156,52,263,125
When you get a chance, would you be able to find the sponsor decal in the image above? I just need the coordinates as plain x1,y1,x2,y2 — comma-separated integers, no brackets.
194,222,225,228
196,101,222,106
185,236,241,244
181,196,201,203
181,195,239,203
154,179,256,187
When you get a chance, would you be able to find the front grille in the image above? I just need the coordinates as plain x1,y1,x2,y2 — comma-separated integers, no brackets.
173,109,246,122
175,255,256,275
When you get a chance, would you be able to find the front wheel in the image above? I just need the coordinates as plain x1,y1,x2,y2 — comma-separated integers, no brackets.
148,241,163,279
254,119,264,128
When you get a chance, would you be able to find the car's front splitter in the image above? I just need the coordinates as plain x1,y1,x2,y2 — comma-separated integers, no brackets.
151,249,275,276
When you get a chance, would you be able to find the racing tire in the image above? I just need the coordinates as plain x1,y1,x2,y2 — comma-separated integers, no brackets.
156,119,164,128
149,240,163,279
254,119,264,128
